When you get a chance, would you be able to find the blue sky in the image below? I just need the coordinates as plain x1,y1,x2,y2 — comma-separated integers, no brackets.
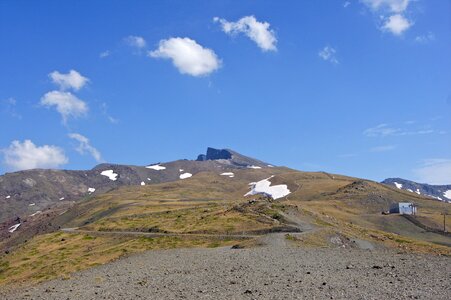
1,0,450,184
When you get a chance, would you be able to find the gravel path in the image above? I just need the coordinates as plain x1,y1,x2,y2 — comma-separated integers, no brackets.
1,234,450,300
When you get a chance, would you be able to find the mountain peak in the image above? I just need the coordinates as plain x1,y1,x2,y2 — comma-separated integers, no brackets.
196,147,232,161
196,147,269,168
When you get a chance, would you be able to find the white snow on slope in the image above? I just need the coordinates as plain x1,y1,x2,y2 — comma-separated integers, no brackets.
220,172,234,178
180,173,192,179
428,195,443,201
444,190,451,200
29,203,35,206
59,197,65,201
146,164,166,170
179,169,184,172
101,170,118,181
147,178,151,181
88,187,96,193
407,189,413,192
245,176,291,200
247,165,262,169
5,195,10,199
141,181,145,186
415,189,421,195
394,182,402,189
29,211,42,217
8,223,20,233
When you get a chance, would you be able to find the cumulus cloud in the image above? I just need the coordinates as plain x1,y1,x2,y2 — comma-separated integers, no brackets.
413,159,451,185
125,35,147,49
361,0,413,36
318,46,339,64
214,16,277,52
149,37,221,76
68,133,102,162
381,14,412,35
361,0,410,13
40,91,88,123
1,140,68,171
49,70,89,91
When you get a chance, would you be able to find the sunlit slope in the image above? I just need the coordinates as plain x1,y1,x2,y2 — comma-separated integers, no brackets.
58,167,450,243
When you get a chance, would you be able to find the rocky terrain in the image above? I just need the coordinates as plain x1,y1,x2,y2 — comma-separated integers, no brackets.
382,178,451,203
1,234,450,300
0,148,268,223
0,148,450,298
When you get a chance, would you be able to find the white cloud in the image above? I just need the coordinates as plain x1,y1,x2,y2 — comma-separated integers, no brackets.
413,159,451,185
49,70,89,91
100,50,110,58
364,124,400,137
414,32,435,43
100,102,118,124
40,90,88,123
361,0,410,13
214,16,277,52
361,0,413,36
125,35,146,49
318,46,339,64
344,1,351,8
382,14,412,35
370,145,396,152
149,37,221,77
364,123,434,137
2,140,68,171
68,133,102,162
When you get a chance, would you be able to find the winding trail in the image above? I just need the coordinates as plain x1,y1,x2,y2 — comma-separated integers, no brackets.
61,228,262,240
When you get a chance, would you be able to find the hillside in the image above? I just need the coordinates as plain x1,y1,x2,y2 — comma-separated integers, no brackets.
0,149,450,287
0,148,268,223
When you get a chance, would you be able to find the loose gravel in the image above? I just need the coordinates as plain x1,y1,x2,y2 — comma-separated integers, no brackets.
1,234,450,300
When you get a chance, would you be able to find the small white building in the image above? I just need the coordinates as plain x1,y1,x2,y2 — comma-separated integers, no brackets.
389,202,417,215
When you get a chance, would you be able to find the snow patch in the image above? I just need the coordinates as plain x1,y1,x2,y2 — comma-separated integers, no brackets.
5,195,10,199
88,187,96,193
179,173,192,179
59,197,65,201
443,190,451,200
147,178,151,181
8,223,20,233
220,172,234,178
267,165,274,168
245,176,291,200
146,164,166,170
29,211,42,217
101,170,118,181
415,189,421,195
29,203,35,206
247,165,262,169
141,181,145,186
179,169,184,172
407,189,413,193
394,182,402,189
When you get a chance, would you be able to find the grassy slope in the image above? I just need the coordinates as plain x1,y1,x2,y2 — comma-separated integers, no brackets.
1,167,450,286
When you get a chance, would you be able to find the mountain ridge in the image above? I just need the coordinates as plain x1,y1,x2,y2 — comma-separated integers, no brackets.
382,178,451,203
0,147,275,223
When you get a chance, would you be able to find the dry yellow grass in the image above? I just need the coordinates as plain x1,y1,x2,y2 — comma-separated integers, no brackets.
0,231,240,286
